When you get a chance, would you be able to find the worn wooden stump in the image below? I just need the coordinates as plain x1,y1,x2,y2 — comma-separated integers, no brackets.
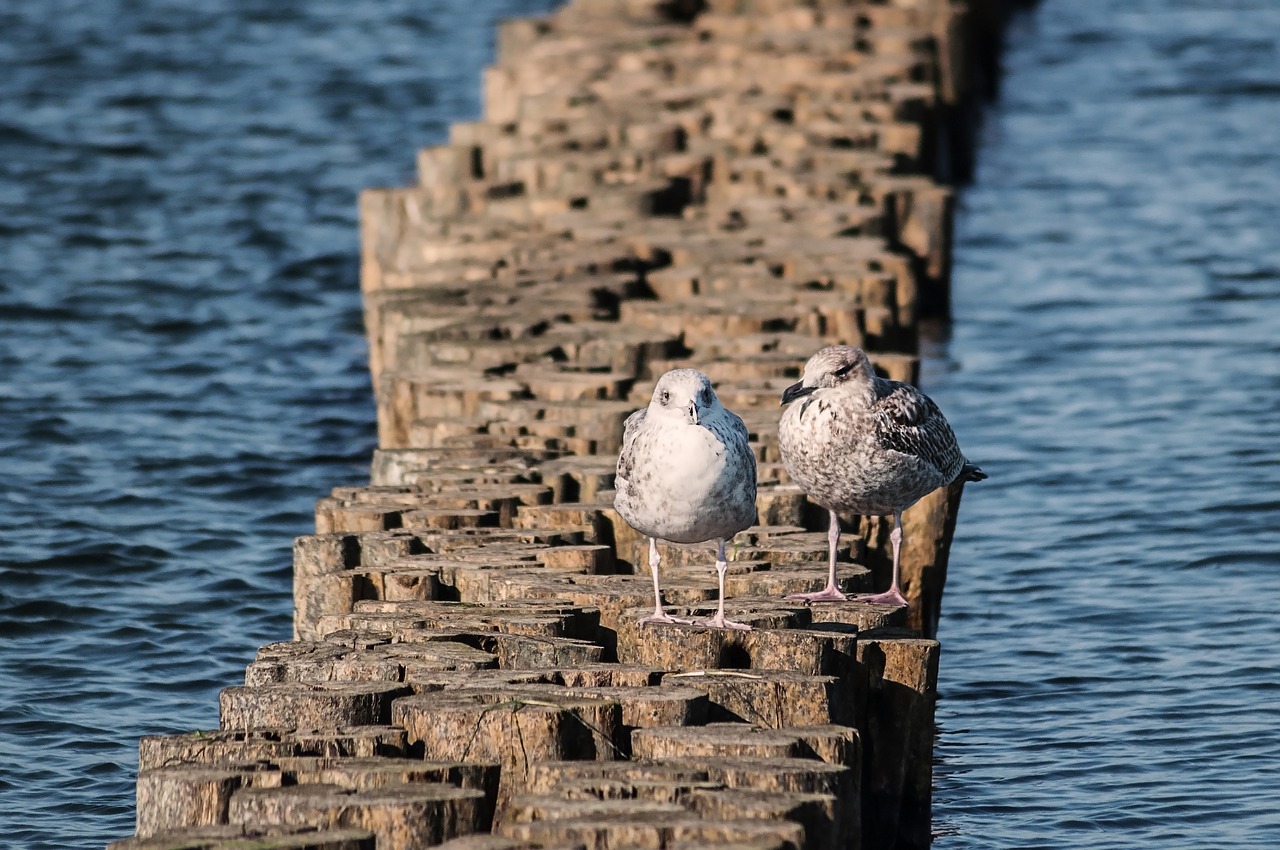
392,690,623,815
108,826,376,850
135,767,276,838
689,788,842,850
660,669,855,728
498,811,806,850
227,783,487,848
218,682,411,731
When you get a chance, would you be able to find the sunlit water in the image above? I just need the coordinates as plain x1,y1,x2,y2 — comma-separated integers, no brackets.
928,2,1280,848
0,2,558,847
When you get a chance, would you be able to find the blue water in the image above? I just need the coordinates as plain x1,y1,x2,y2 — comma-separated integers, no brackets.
0,2,559,847
3,1,1279,848
929,1,1280,847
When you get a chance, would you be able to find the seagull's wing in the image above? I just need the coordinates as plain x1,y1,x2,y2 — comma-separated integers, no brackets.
615,408,647,486
718,409,757,479
704,407,758,532
871,379,966,481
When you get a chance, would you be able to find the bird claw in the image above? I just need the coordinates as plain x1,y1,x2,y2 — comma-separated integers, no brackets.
851,590,908,608
784,586,848,604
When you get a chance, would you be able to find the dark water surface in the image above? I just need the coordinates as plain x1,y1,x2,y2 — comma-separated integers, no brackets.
0,2,558,846
928,1,1280,848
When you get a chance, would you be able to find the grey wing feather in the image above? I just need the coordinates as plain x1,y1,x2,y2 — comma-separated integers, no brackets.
616,408,647,481
713,408,758,529
622,407,647,435
872,380,966,481
722,410,757,477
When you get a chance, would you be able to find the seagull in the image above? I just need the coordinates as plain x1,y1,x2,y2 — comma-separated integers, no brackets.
614,369,758,631
778,345,985,607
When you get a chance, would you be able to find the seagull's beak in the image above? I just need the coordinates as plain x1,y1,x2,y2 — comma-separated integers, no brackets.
781,382,815,405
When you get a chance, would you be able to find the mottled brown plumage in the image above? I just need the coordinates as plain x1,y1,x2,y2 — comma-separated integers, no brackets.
778,345,985,606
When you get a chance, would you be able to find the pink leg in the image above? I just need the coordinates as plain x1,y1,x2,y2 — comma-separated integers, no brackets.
639,537,693,626
700,539,752,631
785,509,848,604
853,512,908,608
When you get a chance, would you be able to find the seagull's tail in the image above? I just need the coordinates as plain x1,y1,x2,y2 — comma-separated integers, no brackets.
957,462,988,483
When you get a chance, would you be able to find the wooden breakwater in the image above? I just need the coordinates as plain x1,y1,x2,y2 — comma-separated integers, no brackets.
112,1,1005,849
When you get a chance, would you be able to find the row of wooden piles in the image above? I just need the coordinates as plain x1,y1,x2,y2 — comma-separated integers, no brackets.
113,1,1005,848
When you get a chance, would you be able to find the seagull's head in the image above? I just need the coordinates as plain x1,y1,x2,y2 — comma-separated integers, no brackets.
780,345,873,405
649,368,718,425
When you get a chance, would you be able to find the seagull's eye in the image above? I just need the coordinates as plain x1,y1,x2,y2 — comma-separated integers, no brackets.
660,390,670,404
832,362,856,378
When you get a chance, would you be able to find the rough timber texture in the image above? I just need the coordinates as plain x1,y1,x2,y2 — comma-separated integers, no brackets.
116,1,1009,848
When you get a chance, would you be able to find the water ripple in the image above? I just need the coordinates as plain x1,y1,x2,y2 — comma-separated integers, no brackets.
930,6,1280,846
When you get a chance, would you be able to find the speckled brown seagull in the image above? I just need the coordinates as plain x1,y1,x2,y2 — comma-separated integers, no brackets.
615,369,758,631
778,345,986,607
